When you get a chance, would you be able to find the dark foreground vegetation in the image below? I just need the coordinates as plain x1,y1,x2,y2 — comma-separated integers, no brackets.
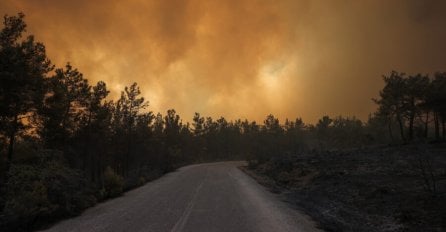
1,13,445,231
243,144,446,232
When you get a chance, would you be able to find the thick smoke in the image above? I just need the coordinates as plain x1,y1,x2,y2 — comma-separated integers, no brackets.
1,0,446,122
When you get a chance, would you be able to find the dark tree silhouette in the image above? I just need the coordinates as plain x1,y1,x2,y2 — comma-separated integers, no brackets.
427,73,446,140
404,74,429,140
0,13,52,169
40,63,90,149
374,71,407,141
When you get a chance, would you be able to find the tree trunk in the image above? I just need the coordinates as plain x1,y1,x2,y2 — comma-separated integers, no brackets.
397,114,405,141
408,113,414,141
83,111,93,181
434,112,440,140
388,118,394,141
7,131,15,165
97,153,103,185
90,152,95,182
424,111,429,138
442,115,445,140
81,134,88,177
7,114,19,165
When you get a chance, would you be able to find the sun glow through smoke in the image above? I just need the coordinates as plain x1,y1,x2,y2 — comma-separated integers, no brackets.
1,0,446,123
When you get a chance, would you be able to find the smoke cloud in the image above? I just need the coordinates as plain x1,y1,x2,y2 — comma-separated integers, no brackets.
1,0,446,123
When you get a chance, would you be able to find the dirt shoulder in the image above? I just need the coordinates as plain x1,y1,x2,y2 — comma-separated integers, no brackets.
241,144,446,232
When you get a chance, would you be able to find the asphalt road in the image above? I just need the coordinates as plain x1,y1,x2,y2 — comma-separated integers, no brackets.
41,161,321,232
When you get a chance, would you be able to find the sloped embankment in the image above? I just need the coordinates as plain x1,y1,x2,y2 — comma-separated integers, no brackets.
243,144,446,231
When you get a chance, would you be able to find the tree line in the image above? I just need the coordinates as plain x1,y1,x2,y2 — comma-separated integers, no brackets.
374,71,446,142
0,13,445,231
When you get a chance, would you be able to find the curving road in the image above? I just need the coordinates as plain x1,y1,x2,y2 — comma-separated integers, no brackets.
41,161,321,232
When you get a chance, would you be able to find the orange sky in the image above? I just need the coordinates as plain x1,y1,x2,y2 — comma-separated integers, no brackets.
1,0,446,123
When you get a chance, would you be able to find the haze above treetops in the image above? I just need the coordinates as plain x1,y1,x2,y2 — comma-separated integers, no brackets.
1,0,445,123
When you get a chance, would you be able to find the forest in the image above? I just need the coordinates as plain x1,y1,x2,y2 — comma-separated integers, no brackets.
1,13,446,231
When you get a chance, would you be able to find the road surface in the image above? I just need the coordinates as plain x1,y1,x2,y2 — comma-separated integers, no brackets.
41,161,321,232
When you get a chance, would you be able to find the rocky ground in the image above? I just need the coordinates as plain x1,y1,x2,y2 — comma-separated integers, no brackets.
242,143,446,232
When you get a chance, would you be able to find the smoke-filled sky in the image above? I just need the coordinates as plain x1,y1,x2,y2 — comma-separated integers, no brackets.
1,0,446,123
